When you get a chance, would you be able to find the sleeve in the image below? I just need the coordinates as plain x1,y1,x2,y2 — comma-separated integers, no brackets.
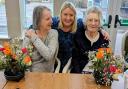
98,27,107,34
71,33,84,73
52,17,59,29
22,36,31,48
99,31,109,48
77,18,85,32
30,30,58,61
28,16,60,30
103,40,109,48
71,32,89,73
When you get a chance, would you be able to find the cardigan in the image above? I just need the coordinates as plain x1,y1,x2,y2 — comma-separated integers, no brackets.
57,28,74,72
71,28,109,73
22,29,58,72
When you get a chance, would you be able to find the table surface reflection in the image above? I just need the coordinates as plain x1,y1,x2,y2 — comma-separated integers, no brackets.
2,72,111,89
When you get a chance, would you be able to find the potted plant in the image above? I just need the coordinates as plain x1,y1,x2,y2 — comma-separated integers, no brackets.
0,37,33,81
88,48,124,86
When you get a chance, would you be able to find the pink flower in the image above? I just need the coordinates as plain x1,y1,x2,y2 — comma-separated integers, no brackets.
21,48,28,54
103,67,108,72
0,47,5,51
103,76,107,81
109,65,117,73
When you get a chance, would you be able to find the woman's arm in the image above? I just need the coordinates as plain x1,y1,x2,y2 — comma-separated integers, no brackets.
101,29,110,41
29,17,59,30
22,32,31,48
30,29,58,61
51,17,59,29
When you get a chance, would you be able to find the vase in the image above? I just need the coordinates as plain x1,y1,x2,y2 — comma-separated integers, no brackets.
4,69,25,82
93,70,113,86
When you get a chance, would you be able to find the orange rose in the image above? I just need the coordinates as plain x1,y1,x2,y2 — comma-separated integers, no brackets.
96,51,104,59
98,48,105,52
3,48,12,55
23,55,31,64
106,48,112,54
115,69,122,74
3,41,10,48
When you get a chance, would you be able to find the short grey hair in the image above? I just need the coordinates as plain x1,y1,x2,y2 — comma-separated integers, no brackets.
33,6,50,30
84,6,103,27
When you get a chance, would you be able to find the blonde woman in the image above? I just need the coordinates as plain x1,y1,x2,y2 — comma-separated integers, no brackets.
23,6,58,72
71,6,109,73
52,1,77,72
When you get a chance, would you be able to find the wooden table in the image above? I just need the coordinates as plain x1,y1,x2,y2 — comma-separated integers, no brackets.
3,72,110,89
0,71,7,89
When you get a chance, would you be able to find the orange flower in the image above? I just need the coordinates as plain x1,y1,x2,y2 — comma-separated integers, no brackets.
23,55,31,64
2,42,12,55
96,51,104,59
98,48,105,52
3,48,12,55
106,48,112,54
3,41,10,48
115,68,122,74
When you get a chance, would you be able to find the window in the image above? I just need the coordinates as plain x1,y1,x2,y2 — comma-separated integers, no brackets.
120,0,128,26
68,0,109,25
0,0,8,37
25,0,54,28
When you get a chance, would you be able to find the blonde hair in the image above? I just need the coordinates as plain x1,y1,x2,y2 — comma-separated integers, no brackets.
58,1,77,33
84,6,103,27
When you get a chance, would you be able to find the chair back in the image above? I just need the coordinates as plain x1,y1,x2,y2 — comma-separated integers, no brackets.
54,46,61,73
122,31,128,56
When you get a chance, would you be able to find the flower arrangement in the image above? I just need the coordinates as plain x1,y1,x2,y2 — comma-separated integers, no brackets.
89,48,124,86
0,37,33,75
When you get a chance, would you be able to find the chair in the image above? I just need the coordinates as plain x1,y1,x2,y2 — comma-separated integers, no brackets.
82,61,93,73
62,57,72,73
121,31,128,56
54,58,61,73
54,47,60,73
54,46,72,73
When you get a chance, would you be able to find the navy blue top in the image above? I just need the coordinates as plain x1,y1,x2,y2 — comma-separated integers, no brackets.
52,17,74,72
57,29,74,72
71,27,109,73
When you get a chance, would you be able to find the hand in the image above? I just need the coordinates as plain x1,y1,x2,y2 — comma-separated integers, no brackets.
102,30,111,41
25,29,36,38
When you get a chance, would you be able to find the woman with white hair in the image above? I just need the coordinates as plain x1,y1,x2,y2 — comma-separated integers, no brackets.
23,6,58,72
71,6,109,73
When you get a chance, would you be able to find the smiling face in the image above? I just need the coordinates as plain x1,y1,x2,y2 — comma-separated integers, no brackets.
86,12,100,33
61,7,75,28
39,9,52,31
